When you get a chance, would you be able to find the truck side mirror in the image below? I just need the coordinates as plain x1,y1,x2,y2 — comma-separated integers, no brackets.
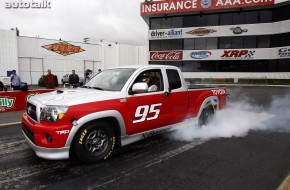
131,82,148,94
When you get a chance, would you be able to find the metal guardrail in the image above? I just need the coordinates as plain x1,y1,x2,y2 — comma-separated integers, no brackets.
185,78,290,85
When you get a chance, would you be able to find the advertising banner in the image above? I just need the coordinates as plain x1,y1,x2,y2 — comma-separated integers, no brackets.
150,51,183,60
141,0,274,16
150,46,290,61
0,89,54,113
39,39,87,58
149,20,290,40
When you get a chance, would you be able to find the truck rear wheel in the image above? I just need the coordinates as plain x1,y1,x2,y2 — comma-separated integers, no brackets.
73,121,115,163
198,104,214,126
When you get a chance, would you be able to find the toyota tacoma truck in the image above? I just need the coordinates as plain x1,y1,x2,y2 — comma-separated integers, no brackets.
22,65,227,163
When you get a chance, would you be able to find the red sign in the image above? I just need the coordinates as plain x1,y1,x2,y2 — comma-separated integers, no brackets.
141,0,274,16
186,28,217,36
42,41,85,56
150,51,183,60
221,50,255,59
0,89,54,113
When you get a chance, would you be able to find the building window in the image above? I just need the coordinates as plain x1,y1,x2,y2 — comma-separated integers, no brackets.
206,38,218,50
207,14,219,26
150,40,161,51
150,18,162,30
183,15,195,28
149,60,290,72
160,40,171,50
220,13,233,25
219,37,232,49
279,59,290,71
151,40,183,51
273,4,290,22
195,38,206,50
233,12,245,25
244,36,257,48
231,37,243,48
259,10,272,23
270,33,290,48
280,33,290,47
193,15,207,27
184,39,195,50
245,12,258,24
172,17,183,28
162,18,171,29
171,39,183,50
258,36,270,48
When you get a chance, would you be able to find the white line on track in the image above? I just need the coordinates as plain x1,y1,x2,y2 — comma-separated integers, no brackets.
0,122,21,127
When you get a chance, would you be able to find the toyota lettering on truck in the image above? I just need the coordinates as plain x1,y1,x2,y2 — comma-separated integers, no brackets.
22,65,227,163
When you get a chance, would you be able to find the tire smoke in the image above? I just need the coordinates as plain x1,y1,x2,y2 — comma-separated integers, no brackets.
170,95,290,141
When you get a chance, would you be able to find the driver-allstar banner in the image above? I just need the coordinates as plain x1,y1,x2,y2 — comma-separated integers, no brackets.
141,0,275,16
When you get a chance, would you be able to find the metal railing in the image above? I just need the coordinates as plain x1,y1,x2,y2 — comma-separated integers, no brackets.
185,78,290,86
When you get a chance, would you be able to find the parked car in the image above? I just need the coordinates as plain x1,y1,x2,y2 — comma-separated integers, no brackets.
22,65,227,163
61,74,84,86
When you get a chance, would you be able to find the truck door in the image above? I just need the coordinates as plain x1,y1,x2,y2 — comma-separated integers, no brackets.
126,69,168,135
162,69,188,125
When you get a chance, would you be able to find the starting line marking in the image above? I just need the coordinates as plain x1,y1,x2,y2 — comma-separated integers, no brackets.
0,122,21,127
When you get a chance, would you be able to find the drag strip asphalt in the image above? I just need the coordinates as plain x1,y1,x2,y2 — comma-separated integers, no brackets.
0,86,290,190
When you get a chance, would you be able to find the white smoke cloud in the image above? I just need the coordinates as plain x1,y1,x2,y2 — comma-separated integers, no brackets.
170,95,290,141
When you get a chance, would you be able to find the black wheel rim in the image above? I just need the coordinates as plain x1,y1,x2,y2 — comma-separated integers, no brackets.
85,130,109,155
200,107,213,125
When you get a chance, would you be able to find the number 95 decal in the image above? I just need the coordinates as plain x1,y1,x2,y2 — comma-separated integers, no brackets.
133,103,162,123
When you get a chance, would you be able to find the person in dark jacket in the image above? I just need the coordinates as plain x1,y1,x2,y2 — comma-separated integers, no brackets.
45,69,56,89
0,81,3,91
69,70,79,88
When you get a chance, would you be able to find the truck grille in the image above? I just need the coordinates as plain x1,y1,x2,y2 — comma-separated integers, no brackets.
22,124,34,144
27,102,37,122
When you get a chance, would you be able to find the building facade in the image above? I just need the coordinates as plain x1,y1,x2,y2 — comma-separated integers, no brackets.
0,29,148,85
141,0,290,79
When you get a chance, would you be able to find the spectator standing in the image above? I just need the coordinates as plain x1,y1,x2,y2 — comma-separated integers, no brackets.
84,71,90,85
10,70,21,90
88,69,94,80
69,70,79,88
45,69,56,89
0,81,3,91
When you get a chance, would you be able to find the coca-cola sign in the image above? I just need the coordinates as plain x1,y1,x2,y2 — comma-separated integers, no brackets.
150,51,183,60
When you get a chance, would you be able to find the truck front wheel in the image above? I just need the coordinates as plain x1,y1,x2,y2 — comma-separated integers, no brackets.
198,104,214,126
73,121,115,163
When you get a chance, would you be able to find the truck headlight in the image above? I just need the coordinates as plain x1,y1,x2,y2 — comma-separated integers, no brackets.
40,106,68,122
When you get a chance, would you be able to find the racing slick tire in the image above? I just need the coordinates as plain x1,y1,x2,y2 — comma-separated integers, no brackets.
73,121,116,163
198,104,214,126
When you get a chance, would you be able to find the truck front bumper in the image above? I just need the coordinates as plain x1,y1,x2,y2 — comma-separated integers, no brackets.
22,129,70,160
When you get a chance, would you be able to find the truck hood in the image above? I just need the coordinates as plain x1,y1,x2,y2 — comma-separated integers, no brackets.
29,88,126,106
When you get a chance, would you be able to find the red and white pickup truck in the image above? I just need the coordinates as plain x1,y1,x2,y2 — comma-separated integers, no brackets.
22,65,227,163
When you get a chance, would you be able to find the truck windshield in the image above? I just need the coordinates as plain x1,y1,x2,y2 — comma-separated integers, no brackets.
83,68,136,91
